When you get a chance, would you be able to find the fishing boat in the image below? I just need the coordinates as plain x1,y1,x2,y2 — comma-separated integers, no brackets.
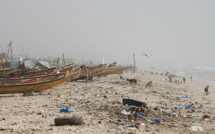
73,64,107,81
0,68,15,78
58,65,73,73
3,65,73,78
69,67,81,81
1,67,57,78
97,66,129,77
21,67,56,77
0,72,69,94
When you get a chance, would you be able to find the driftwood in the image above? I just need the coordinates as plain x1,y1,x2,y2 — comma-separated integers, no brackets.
55,116,84,126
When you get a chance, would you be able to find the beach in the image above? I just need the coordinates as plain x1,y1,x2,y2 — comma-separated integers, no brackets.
0,70,215,134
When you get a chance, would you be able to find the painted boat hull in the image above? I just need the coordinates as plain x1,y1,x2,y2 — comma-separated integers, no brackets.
0,73,69,94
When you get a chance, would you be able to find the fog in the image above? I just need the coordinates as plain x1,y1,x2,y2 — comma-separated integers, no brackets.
0,0,215,71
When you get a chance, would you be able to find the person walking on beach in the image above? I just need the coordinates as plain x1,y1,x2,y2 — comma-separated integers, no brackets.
204,86,209,96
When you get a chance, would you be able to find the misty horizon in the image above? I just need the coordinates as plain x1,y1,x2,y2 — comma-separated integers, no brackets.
1,0,215,71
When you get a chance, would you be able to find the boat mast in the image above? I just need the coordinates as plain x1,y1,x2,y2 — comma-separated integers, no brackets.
62,53,65,67
10,40,13,61
133,53,136,74
6,40,12,62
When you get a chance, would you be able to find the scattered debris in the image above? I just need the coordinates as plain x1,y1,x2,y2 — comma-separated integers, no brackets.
60,108,73,113
55,116,84,126
122,99,147,107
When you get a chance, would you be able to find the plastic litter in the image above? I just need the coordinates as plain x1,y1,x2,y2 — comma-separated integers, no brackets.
175,106,180,109
186,105,192,109
138,112,146,116
189,126,204,132
122,99,147,107
155,118,161,123
60,108,73,113
121,110,131,115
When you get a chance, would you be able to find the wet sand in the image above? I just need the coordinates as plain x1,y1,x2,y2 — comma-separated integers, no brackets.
0,70,215,134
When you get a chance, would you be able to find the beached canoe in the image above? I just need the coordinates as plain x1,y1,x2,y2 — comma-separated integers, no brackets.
73,64,107,81
58,65,73,73
0,72,69,94
69,67,81,81
2,67,56,78
0,68,16,78
97,66,129,77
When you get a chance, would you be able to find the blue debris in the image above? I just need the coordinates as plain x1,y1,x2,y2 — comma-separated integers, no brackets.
187,105,197,109
137,112,146,116
60,108,73,113
187,105,192,109
155,118,162,123
175,106,180,109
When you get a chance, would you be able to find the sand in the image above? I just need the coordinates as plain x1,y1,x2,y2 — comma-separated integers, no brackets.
0,70,215,134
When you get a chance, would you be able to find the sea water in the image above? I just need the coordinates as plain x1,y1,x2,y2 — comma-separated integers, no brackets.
175,66,215,85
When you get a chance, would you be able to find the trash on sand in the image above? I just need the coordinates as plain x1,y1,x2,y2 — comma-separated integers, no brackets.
189,126,204,132
175,106,180,109
155,118,162,123
60,108,73,113
137,112,146,116
186,104,197,109
122,99,147,107
55,116,84,126
121,110,131,115
202,115,211,121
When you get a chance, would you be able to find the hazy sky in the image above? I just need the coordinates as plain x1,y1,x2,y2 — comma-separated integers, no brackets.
0,0,215,70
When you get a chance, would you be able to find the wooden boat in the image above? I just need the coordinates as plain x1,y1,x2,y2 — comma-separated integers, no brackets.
21,67,56,77
73,64,107,81
0,72,69,94
58,65,73,73
3,65,73,78
69,67,81,81
0,68,15,78
0,68,12,74
2,67,56,78
97,66,129,77
91,64,107,76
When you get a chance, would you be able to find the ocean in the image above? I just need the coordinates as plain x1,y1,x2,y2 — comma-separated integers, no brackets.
175,67,215,85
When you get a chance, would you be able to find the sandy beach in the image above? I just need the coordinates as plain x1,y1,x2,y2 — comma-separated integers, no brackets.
0,70,215,134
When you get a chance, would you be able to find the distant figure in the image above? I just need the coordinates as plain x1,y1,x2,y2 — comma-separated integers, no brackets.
182,77,186,83
190,76,192,81
204,86,209,96
169,77,172,83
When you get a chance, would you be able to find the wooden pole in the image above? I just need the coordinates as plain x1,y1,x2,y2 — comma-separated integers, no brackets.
10,40,13,61
133,53,136,74
85,66,89,83
62,53,65,67
57,57,60,67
